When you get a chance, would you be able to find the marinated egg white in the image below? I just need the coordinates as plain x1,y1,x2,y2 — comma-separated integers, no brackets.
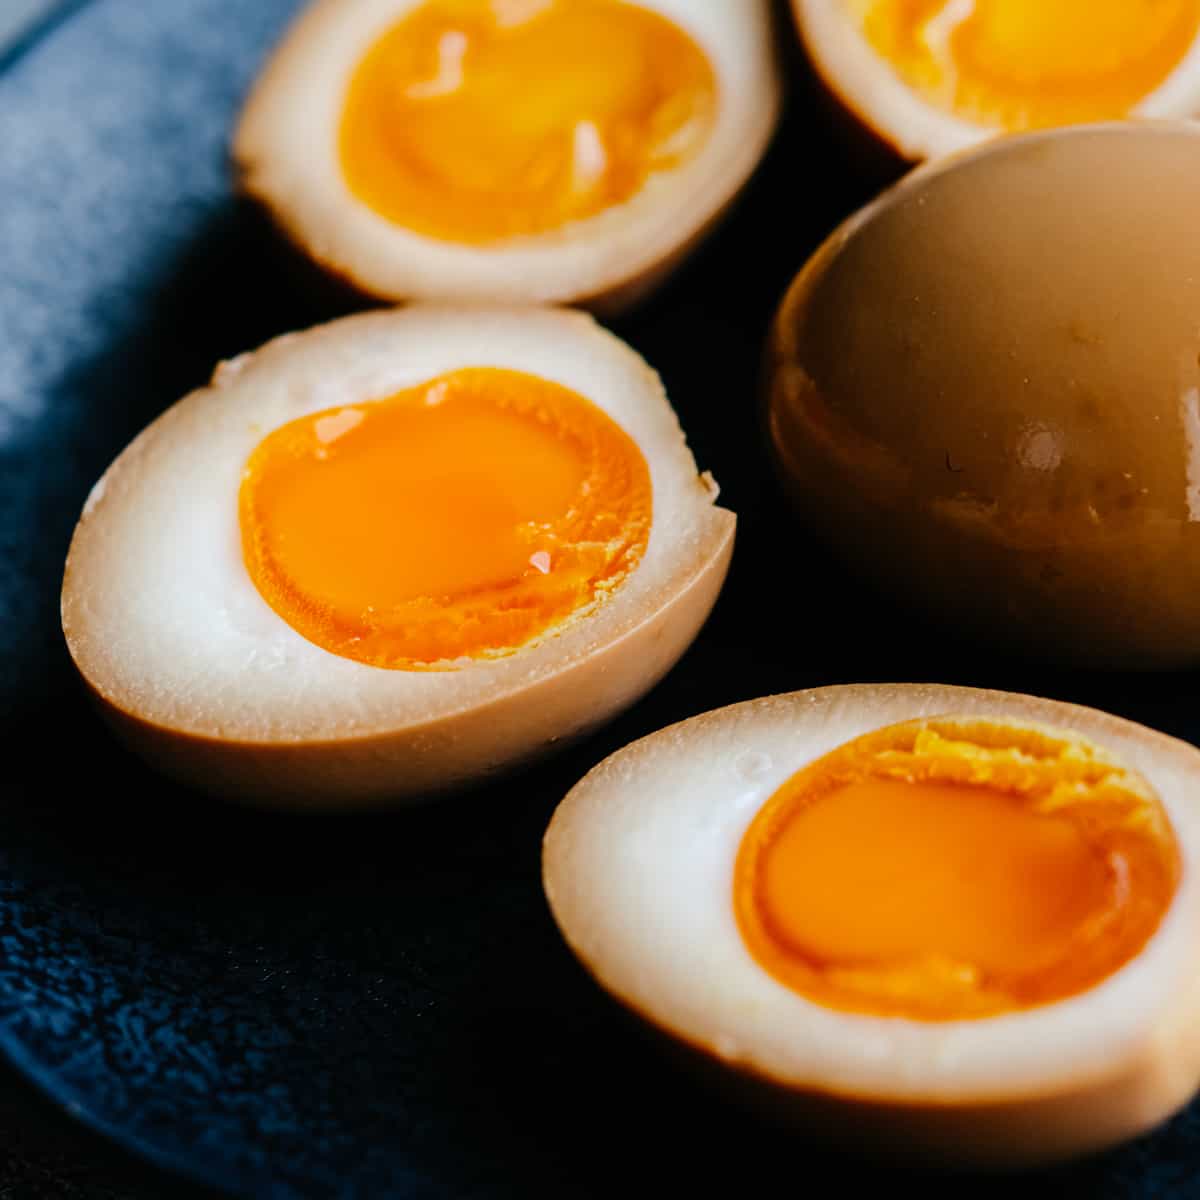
543,683,1200,1166
234,0,781,312
61,306,734,807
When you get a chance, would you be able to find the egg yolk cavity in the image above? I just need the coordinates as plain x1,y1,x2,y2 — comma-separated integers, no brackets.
239,367,652,670
735,718,1180,1020
339,0,717,243
850,0,1200,130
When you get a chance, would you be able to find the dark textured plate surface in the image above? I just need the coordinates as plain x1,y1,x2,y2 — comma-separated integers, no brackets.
4,2,1200,1197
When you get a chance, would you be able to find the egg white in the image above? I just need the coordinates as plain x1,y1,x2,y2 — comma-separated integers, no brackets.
793,0,1200,162
543,683,1200,1164
233,0,781,312
61,306,734,805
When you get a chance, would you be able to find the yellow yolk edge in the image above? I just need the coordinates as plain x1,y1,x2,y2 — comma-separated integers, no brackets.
238,367,652,670
339,0,717,243
734,718,1180,1020
852,0,1200,130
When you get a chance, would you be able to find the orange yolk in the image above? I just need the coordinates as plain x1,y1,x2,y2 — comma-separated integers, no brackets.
339,0,717,243
238,367,651,669
735,718,1180,1020
854,0,1200,130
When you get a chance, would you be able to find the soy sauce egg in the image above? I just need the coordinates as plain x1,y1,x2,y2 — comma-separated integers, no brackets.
793,0,1200,162
61,306,733,806
234,0,781,311
544,684,1200,1165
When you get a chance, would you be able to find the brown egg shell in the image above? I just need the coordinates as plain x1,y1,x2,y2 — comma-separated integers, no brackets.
233,0,782,314
543,683,1200,1166
61,305,734,808
767,123,1200,668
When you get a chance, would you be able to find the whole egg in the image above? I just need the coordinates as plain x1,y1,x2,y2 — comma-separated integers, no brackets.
767,122,1200,667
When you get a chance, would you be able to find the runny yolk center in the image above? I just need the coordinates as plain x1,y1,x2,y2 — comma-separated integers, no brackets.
339,0,717,243
853,0,1200,130
734,719,1180,1020
238,367,652,670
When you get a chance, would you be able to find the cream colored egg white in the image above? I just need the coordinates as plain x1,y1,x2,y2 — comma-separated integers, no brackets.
234,0,781,313
543,683,1200,1165
792,0,1200,162
61,306,734,806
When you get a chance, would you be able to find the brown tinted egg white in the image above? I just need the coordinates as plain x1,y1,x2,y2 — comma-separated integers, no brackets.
61,306,733,807
234,0,780,312
767,122,1200,667
544,683,1200,1166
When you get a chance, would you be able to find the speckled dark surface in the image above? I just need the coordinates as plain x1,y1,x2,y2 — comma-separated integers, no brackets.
5,1,1200,1197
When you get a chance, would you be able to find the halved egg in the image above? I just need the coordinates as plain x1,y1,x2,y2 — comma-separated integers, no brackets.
234,0,781,312
767,122,1200,668
543,683,1200,1165
60,306,734,807
793,0,1200,161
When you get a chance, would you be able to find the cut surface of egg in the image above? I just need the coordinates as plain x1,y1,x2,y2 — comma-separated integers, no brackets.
543,684,1200,1165
735,717,1178,1022
793,0,1200,159
61,306,734,806
234,0,780,310
767,122,1200,668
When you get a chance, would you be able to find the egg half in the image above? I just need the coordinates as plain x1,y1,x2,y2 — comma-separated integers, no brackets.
793,0,1200,162
61,306,734,806
543,683,1200,1166
767,122,1200,668
234,0,780,312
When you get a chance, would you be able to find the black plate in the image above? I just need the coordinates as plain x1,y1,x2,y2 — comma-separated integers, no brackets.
4,1,1200,1196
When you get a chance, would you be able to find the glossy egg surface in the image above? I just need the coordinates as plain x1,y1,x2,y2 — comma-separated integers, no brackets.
767,122,1200,668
